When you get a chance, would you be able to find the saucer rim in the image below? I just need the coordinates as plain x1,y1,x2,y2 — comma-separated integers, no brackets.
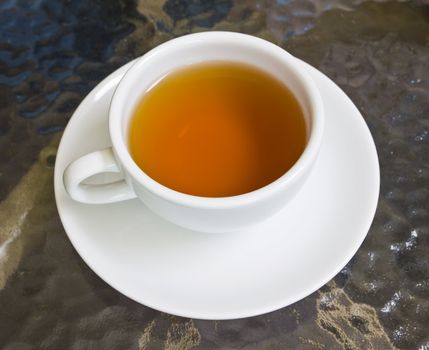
54,59,380,320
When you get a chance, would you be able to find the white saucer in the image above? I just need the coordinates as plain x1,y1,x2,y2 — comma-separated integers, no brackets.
54,60,380,320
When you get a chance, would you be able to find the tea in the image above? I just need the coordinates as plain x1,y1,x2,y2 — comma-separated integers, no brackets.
129,61,306,197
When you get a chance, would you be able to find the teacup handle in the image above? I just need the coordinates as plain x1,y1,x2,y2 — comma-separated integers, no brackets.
63,148,137,204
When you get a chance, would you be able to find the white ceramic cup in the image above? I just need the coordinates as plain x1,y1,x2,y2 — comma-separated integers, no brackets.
63,31,324,233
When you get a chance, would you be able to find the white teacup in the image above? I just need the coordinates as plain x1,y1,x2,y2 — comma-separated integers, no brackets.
63,32,324,233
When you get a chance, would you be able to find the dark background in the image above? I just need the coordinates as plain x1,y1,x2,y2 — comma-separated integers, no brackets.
0,0,428,349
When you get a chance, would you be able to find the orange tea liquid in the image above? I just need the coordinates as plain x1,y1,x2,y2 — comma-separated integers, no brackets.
129,61,306,197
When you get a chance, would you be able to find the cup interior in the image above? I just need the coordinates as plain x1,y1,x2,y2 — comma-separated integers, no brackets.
109,32,322,202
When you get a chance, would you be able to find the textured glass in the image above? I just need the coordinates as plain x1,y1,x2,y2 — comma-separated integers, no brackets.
0,0,428,348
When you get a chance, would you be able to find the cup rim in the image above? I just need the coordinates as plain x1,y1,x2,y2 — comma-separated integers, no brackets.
109,31,324,209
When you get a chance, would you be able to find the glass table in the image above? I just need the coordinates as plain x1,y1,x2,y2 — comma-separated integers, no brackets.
0,1,428,348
